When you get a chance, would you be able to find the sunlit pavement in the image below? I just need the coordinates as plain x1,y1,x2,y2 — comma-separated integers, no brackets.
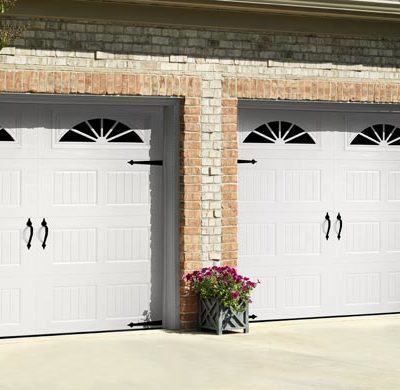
1,314,399,390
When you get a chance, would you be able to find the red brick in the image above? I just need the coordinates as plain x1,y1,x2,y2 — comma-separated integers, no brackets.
106,73,114,94
77,73,85,94
62,72,71,94
70,72,78,93
114,73,123,94
15,71,22,92
5,71,14,91
84,73,92,94
121,74,129,95
0,71,5,91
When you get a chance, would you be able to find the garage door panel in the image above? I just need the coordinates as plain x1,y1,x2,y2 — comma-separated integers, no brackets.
335,162,400,212
239,104,400,321
239,223,276,259
38,160,157,217
0,218,39,275
335,113,400,161
239,148,331,162
277,268,338,319
36,274,153,334
51,227,98,265
0,277,37,337
0,101,165,336
0,227,23,269
344,272,381,306
105,170,150,206
344,169,381,203
334,213,400,261
238,108,326,152
334,264,400,315
0,217,39,336
239,167,276,203
38,215,154,273
37,105,162,160
335,165,382,204
0,162,37,218
240,161,333,215
242,266,340,320
388,271,400,304
239,213,331,266
343,220,381,255
106,227,150,264
388,171,400,201
105,283,150,321
0,170,22,207
281,222,322,256
386,221,400,254
282,169,322,203
37,276,154,334
0,104,37,159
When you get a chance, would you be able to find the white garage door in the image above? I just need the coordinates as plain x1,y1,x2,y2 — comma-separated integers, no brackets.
0,100,164,337
238,102,400,321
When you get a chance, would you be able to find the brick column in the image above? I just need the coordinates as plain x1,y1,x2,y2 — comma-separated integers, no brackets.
221,98,238,267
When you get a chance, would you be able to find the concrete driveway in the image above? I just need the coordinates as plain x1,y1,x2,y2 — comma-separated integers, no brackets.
1,314,399,390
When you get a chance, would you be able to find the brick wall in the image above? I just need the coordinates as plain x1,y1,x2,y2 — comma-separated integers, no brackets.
1,15,400,329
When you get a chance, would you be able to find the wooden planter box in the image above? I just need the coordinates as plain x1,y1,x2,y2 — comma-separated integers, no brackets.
199,297,249,335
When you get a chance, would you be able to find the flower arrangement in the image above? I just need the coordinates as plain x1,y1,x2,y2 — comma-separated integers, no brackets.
183,266,259,312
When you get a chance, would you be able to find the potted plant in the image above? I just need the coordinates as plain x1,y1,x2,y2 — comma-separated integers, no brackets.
183,266,259,335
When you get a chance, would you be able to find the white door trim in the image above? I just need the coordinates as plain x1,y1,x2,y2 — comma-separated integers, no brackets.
0,94,180,331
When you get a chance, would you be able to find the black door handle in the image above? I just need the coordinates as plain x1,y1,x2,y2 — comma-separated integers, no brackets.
325,212,331,240
337,213,343,240
26,218,33,250
41,218,49,249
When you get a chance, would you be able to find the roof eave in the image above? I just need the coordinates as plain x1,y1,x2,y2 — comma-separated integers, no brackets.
83,0,400,17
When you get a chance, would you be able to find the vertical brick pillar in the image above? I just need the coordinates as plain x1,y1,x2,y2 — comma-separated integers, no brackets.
221,98,238,267
179,96,202,329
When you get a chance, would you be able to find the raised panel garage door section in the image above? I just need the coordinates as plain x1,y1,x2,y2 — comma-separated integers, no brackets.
238,102,400,321
0,100,164,337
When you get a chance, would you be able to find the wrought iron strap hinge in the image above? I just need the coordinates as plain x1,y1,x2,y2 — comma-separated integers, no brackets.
127,320,162,328
127,160,163,166
128,160,254,166
238,159,257,165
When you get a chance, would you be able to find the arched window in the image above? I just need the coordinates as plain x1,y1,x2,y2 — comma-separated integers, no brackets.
350,124,400,146
243,121,315,144
0,128,15,142
60,118,144,143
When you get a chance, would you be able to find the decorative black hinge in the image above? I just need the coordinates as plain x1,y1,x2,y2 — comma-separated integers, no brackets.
127,160,163,166
127,320,163,328
238,159,257,165
249,314,258,320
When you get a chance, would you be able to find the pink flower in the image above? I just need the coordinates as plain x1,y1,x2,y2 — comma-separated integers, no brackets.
231,291,239,300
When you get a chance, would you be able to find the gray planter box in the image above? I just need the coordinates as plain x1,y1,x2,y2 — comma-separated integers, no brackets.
199,297,249,335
